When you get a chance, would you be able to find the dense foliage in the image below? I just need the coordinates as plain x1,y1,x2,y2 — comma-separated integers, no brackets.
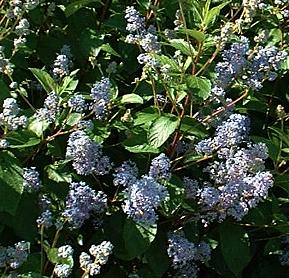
1,0,289,277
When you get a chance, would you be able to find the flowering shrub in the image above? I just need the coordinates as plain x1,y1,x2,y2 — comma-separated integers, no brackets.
1,0,289,277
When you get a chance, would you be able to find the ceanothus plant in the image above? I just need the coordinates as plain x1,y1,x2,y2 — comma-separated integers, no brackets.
1,0,289,277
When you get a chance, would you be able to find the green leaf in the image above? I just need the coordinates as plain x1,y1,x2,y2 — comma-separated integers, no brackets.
134,108,159,126
5,130,41,148
145,232,170,277
186,75,211,100
161,178,185,217
0,194,39,240
0,78,10,102
29,68,57,94
28,116,50,137
0,151,23,215
148,115,179,148
59,76,79,95
219,222,252,275
123,130,159,153
45,160,72,183
65,0,101,17
203,1,231,28
180,116,207,138
120,94,144,104
47,248,59,264
167,39,195,56
178,28,205,42
123,219,157,259
100,43,121,57
65,113,82,127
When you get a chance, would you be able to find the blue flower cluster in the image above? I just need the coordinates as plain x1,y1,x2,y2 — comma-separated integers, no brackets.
167,232,211,277
23,167,41,192
125,6,161,69
195,114,273,223
67,94,86,113
113,160,138,187
36,91,59,123
125,6,160,53
214,36,287,92
0,241,30,269
52,45,73,80
8,0,39,18
53,245,74,278
195,113,250,155
66,130,112,176
90,77,111,120
245,45,288,90
0,98,28,130
122,175,168,225
149,153,171,181
62,181,107,229
79,241,113,276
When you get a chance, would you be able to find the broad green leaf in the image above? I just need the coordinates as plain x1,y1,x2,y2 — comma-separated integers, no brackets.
28,116,50,137
180,116,207,138
45,160,72,183
29,68,57,94
120,94,143,104
0,194,38,240
134,108,159,126
0,151,23,215
186,75,211,100
101,43,121,57
79,28,103,58
0,78,10,102
161,178,185,217
65,0,101,17
6,130,41,148
148,115,179,148
145,232,170,277
59,76,79,95
178,28,205,42
219,222,252,275
153,54,181,72
65,112,82,127
47,248,59,264
203,1,231,28
123,130,159,153
167,39,195,56
123,219,157,259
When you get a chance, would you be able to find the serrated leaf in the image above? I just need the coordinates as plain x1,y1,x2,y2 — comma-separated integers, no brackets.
0,151,23,215
148,115,179,148
120,94,143,104
219,222,252,275
186,75,211,100
123,219,157,259
65,0,101,17
29,68,57,94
